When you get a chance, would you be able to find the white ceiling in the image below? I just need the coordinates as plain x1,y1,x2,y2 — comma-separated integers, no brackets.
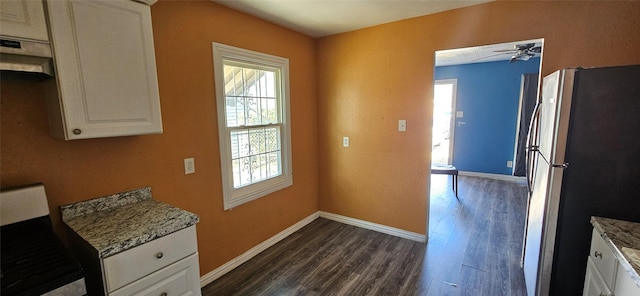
211,0,492,38
435,40,543,67
211,0,543,66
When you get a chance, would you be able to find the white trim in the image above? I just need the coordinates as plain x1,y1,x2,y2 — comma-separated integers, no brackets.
212,42,293,210
318,211,426,243
199,212,319,287
459,170,526,183
199,211,427,287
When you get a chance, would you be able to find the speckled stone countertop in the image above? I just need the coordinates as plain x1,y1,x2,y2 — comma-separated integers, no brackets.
61,187,199,258
591,216,640,287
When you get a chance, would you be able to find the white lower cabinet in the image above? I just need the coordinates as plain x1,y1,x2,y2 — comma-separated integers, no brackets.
613,265,640,296
583,256,613,296
111,253,200,296
583,228,640,296
101,227,201,296
69,226,201,296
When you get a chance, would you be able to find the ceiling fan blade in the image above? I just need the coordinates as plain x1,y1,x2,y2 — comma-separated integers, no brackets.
516,43,535,50
471,52,510,62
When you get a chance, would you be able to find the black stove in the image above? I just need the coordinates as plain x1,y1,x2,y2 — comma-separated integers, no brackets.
1,184,86,296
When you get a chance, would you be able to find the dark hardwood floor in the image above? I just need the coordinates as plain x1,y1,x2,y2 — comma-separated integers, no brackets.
202,175,528,296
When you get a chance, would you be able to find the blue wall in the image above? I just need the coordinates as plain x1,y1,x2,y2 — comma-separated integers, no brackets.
435,58,540,175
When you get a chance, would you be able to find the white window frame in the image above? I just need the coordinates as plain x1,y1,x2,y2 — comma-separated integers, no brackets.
212,42,293,210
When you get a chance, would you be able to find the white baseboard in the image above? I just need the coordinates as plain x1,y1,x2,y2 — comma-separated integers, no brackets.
318,211,426,243
199,212,319,287
200,210,426,287
459,170,526,183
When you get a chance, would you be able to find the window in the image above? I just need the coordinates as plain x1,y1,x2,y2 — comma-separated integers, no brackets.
212,43,292,210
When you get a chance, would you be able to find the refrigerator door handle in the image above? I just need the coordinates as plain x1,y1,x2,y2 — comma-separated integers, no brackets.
526,102,542,194
521,100,541,267
551,162,569,169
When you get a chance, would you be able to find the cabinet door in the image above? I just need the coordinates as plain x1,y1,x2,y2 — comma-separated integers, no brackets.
583,256,613,296
0,0,49,41
110,253,201,296
46,0,162,140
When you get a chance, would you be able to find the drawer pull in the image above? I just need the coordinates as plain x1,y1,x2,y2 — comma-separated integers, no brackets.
594,251,602,258
156,252,164,259
160,293,167,296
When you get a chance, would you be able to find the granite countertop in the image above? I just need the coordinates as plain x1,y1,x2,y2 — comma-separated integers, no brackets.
61,187,199,258
591,216,640,287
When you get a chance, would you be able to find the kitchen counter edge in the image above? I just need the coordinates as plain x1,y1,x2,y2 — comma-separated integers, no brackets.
591,216,640,287
61,187,199,258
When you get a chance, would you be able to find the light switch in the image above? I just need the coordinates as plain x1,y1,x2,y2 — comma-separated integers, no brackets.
456,111,464,118
398,120,407,132
184,158,195,174
343,137,349,147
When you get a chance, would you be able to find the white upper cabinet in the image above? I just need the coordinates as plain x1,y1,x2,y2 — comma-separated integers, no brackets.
0,0,49,42
45,0,162,140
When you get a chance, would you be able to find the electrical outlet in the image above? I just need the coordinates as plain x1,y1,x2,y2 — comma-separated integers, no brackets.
398,120,407,132
184,158,195,174
343,137,349,147
507,160,513,168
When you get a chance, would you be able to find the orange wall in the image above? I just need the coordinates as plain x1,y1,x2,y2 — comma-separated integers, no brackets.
2,0,640,280
0,0,318,276
316,1,640,234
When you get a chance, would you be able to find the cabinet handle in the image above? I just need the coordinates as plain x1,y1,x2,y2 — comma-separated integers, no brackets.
594,251,602,258
156,252,164,259
72,128,82,135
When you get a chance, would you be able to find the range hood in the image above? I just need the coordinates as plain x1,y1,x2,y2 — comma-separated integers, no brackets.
0,37,54,77
1,0,54,78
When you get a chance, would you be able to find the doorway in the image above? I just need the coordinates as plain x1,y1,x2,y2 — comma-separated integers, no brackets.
428,39,544,239
432,79,457,166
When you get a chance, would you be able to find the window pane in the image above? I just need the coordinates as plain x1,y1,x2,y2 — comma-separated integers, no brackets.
230,126,281,189
246,97,260,126
224,65,241,96
224,62,279,127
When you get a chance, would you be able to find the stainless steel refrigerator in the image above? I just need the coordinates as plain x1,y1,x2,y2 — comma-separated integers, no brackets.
522,64,640,296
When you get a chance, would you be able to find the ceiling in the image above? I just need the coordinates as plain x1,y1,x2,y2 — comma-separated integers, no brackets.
435,40,543,67
211,0,543,66
211,0,492,38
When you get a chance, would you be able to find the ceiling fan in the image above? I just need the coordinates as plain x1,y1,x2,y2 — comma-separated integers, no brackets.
493,43,542,63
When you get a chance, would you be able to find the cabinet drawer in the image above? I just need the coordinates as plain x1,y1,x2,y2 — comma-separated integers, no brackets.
103,226,197,292
583,256,613,296
589,228,617,287
110,253,201,296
